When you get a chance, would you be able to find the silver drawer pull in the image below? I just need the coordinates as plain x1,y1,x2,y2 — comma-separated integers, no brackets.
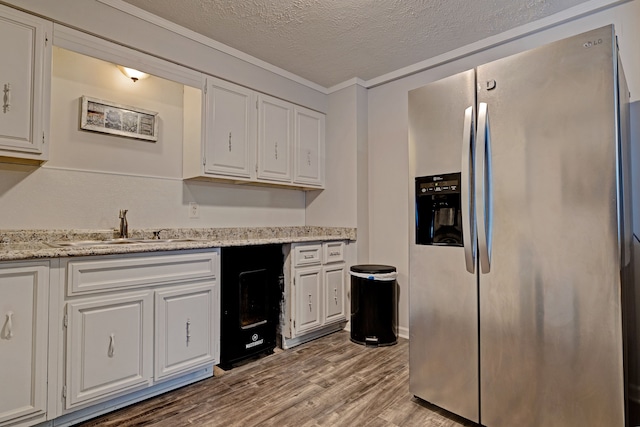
329,251,340,256
5,311,13,339
186,319,191,346
3,83,11,113
308,294,313,311
304,254,314,259
108,333,115,357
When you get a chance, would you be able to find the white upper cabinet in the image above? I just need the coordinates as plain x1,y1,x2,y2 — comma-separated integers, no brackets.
0,5,51,164
293,106,325,188
203,76,255,179
257,94,293,182
184,75,325,190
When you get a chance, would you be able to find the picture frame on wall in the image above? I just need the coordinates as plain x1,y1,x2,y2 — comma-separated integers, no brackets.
80,96,159,142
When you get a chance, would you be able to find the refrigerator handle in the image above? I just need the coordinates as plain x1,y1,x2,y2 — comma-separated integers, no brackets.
476,102,493,273
461,106,476,274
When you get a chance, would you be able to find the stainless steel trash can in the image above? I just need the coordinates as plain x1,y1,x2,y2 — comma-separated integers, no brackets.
350,264,397,346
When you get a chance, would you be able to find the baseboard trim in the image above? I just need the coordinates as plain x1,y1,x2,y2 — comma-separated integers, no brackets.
51,367,213,426
281,322,346,349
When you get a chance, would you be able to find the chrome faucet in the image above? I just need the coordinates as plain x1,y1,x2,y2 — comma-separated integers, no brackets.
118,209,128,238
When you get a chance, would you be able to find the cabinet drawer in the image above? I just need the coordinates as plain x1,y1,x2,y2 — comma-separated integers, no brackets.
293,244,322,267
67,251,219,295
322,241,345,264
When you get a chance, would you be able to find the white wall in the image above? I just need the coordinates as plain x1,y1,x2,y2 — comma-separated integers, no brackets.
367,0,640,336
306,83,369,264
0,45,306,230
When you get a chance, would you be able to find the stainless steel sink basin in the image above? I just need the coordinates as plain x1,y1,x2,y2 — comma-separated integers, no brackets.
47,238,203,248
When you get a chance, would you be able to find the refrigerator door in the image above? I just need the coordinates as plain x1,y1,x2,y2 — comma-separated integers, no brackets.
408,70,479,422
476,25,625,427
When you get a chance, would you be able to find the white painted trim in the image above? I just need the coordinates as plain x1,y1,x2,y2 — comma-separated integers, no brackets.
96,0,328,94
40,165,185,182
362,0,628,89
327,77,367,94
397,326,409,340
53,24,203,88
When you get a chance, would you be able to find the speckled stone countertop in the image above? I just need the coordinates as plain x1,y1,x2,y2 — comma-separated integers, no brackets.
0,227,356,262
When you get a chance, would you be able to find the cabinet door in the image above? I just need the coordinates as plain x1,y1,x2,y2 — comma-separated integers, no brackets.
294,266,322,334
204,76,254,178
66,291,153,409
155,282,219,381
293,107,325,187
0,262,48,425
0,5,50,161
257,94,293,182
324,263,345,323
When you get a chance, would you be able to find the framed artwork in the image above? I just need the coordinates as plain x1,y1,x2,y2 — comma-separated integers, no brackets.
80,96,158,142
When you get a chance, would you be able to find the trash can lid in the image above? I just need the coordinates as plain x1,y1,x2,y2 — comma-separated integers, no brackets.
350,264,396,274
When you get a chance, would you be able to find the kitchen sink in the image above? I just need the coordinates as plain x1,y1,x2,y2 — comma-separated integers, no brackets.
46,238,204,248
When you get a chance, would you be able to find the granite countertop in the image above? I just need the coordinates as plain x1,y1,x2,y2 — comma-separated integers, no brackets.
0,227,356,262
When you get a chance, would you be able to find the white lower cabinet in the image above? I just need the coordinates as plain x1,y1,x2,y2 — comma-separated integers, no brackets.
283,242,347,348
294,266,322,334
66,292,153,409
59,250,220,420
155,282,218,381
323,264,345,323
0,261,48,427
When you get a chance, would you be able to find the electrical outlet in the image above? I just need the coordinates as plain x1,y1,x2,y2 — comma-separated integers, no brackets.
189,202,199,219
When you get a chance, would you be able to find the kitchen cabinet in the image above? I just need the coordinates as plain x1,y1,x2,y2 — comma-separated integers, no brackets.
155,283,218,381
184,76,325,190
257,94,293,183
65,291,153,409
293,106,325,188
282,241,346,348
60,250,220,414
0,5,51,164
294,266,322,333
0,260,49,427
202,76,255,179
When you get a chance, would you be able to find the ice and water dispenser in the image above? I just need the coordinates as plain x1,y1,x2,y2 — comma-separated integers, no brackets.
415,172,463,246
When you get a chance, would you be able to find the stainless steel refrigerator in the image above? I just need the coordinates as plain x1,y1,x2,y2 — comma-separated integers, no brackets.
408,25,631,427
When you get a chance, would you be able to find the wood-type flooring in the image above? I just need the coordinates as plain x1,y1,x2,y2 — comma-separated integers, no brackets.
78,331,473,426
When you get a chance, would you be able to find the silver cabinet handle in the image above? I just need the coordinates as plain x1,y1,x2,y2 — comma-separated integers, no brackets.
108,333,115,357
186,319,191,346
5,311,13,339
334,288,338,304
304,254,313,259
307,150,312,166
275,141,278,160
461,106,476,274
476,102,493,274
228,132,232,152
308,294,313,311
3,83,10,113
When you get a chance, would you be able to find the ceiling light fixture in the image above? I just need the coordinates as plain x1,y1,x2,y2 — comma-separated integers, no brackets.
117,65,149,82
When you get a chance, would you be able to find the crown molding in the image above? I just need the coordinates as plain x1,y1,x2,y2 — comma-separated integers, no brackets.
96,0,329,94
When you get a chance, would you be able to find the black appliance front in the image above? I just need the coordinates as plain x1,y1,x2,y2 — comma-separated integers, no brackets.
220,245,283,368
415,172,463,246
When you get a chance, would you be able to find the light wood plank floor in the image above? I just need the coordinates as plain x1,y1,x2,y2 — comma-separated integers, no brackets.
78,331,474,426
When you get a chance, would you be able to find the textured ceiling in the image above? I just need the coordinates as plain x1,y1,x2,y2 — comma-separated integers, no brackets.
121,0,592,88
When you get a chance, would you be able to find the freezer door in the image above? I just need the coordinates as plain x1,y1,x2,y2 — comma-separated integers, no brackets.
476,25,625,427
408,70,479,422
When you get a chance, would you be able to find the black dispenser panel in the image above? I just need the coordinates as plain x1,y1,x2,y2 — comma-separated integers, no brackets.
415,173,463,246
